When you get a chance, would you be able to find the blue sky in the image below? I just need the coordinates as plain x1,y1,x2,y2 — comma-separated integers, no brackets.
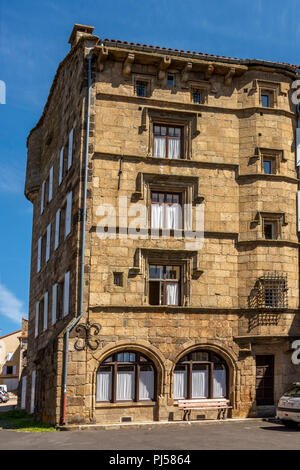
0,0,299,336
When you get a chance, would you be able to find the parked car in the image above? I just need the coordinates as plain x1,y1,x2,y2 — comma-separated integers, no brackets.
0,390,9,403
277,383,300,428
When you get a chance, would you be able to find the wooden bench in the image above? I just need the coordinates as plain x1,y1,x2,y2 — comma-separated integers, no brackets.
178,398,232,422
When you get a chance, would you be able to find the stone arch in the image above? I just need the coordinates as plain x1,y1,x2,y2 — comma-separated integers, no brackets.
169,340,239,408
89,340,168,407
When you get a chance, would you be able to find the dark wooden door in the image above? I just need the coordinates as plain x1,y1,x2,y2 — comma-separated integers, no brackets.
255,355,274,406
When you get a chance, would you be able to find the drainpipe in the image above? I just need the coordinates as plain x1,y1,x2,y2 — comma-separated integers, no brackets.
61,49,93,425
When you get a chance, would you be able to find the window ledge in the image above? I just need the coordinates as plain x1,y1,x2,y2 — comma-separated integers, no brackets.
95,401,156,409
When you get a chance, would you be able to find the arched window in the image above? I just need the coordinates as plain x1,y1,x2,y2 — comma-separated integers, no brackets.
96,351,156,403
173,350,227,400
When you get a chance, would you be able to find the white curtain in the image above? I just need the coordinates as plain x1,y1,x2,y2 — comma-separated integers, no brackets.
151,204,164,229
117,371,135,400
166,204,181,229
192,369,208,398
168,138,180,159
166,284,178,305
173,369,187,399
139,370,154,400
213,369,226,398
97,371,112,401
154,137,166,158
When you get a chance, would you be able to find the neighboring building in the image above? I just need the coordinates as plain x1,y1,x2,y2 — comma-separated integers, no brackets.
0,318,28,393
23,24,300,425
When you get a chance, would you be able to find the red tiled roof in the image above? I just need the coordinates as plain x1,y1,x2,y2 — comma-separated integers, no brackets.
0,329,22,340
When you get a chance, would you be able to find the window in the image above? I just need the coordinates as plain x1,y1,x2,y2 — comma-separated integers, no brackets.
55,272,70,319
173,350,227,400
250,273,288,308
151,191,182,231
263,221,276,240
263,158,275,174
113,272,123,287
96,351,156,403
6,366,13,375
135,81,147,97
167,73,175,87
192,89,202,104
153,124,183,159
149,265,181,306
6,352,13,361
260,90,274,108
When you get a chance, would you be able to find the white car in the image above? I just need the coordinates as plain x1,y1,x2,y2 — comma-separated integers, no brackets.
277,383,300,428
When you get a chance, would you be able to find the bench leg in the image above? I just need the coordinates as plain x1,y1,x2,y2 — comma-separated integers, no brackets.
222,409,226,420
217,409,222,420
183,410,188,421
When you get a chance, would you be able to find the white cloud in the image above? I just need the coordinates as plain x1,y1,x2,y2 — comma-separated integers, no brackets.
0,283,25,324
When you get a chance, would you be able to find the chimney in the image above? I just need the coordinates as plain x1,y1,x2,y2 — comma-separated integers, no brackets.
68,24,95,48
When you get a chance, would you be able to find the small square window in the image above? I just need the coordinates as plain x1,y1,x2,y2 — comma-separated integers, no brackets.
6,366,13,375
113,272,123,287
136,81,147,97
261,90,273,108
167,73,175,87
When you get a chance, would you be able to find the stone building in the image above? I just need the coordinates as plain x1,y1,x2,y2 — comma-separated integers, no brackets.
23,24,300,425
0,318,28,393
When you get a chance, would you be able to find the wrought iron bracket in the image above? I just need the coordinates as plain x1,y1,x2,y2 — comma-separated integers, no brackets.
74,321,101,351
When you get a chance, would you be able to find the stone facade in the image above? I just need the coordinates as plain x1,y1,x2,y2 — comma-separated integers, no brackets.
23,24,300,425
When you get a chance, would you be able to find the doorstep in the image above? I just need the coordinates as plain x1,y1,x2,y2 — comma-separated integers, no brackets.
57,417,269,432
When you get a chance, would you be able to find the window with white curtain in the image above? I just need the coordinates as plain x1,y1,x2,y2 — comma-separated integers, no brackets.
149,265,180,306
151,192,182,231
96,352,156,403
173,350,228,400
153,125,182,159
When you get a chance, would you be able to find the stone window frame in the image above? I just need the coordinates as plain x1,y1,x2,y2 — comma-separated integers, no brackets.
132,172,205,237
130,248,203,306
252,79,283,108
107,268,128,293
254,147,286,175
252,212,288,240
141,108,199,160
188,80,211,105
132,73,154,98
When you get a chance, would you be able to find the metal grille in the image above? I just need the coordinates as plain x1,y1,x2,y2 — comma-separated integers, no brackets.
249,272,288,309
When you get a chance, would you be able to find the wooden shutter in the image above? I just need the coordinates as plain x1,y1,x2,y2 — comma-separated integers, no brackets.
43,292,48,331
63,271,70,317
65,192,72,237
54,209,60,249
12,366,17,375
2,366,7,375
37,237,41,272
67,128,74,169
49,166,53,201
59,147,64,184
46,224,51,262
52,284,57,324
35,302,39,337
30,370,36,414
40,180,45,214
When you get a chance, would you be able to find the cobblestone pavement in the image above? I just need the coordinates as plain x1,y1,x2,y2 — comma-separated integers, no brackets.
0,420,299,450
